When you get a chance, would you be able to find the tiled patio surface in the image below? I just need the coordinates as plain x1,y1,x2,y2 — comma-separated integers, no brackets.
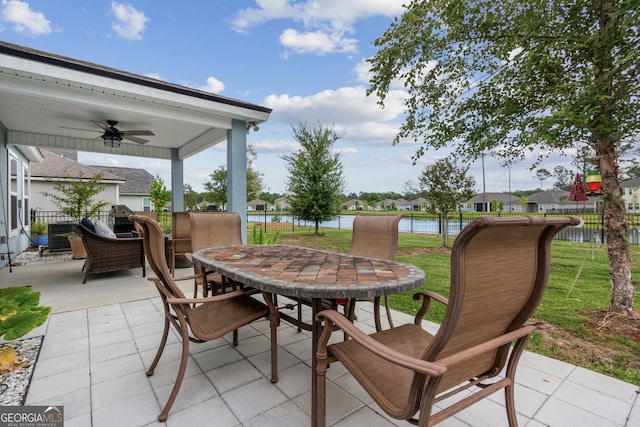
2,256,639,426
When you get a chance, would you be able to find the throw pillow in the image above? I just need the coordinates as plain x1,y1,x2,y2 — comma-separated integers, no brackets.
80,218,95,233
94,220,117,239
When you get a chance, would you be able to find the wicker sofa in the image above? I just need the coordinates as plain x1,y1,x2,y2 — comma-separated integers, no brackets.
76,223,146,284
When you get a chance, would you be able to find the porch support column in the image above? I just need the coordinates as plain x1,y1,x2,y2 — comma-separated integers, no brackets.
227,119,247,243
171,148,184,212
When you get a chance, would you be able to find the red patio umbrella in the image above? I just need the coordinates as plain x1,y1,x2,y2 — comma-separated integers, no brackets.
569,173,589,201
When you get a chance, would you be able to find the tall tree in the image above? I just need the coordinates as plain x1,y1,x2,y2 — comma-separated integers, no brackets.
534,168,552,190
183,184,202,210
418,158,476,247
282,122,346,234
368,0,638,316
203,145,264,210
552,166,575,192
149,174,171,212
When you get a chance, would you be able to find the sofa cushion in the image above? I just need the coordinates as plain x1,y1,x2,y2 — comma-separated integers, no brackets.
94,220,117,239
81,218,95,233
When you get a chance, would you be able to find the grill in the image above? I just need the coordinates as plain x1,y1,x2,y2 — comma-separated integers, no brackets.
108,205,135,234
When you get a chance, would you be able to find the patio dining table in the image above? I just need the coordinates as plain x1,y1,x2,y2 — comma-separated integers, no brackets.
191,244,426,426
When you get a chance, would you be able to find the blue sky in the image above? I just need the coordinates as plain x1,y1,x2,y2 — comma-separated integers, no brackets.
0,0,574,195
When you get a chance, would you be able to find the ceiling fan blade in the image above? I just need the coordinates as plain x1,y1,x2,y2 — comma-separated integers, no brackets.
121,130,155,136
123,135,149,144
92,120,110,131
60,126,101,133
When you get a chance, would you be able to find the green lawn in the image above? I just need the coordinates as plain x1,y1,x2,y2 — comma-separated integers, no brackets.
259,225,640,385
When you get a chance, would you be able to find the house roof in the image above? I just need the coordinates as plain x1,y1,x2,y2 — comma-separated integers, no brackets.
31,149,123,182
527,190,571,203
469,192,520,203
90,166,154,194
622,177,640,187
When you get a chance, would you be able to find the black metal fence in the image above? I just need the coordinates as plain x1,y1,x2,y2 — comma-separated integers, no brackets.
31,209,640,246
245,210,640,246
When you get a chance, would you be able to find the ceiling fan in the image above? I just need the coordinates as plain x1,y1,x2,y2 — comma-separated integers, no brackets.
92,120,155,145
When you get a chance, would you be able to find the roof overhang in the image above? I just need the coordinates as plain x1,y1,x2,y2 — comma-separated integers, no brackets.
0,41,271,160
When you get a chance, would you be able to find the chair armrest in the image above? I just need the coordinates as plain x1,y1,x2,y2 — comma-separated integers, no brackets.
166,289,251,305
316,309,447,377
412,291,448,324
436,324,538,368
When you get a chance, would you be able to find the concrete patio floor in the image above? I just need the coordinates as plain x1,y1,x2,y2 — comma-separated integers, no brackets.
1,255,638,426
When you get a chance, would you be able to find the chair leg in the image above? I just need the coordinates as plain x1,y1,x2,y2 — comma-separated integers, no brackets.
157,320,191,422
383,295,394,329
146,316,170,376
373,297,383,332
314,348,329,427
263,292,279,383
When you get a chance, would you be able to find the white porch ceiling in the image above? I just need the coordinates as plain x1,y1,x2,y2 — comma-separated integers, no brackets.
0,41,271,160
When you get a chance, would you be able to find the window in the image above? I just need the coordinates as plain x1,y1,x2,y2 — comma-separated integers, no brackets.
23,163,30,227
629,203,634,210
142,197,151,211
9,153,18,233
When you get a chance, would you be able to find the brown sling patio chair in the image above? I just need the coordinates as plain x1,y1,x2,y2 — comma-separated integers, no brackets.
131,210,158,238
293,214,402,333
169,211,191,275
314,215,579,427
187,211,243,296
130,214,278,422
345,213,402,331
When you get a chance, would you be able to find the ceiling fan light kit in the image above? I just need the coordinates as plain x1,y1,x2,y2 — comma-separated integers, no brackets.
102,131,123,148
90,120,154,147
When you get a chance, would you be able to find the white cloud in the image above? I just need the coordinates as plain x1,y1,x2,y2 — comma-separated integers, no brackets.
1,0,51,36
279,28,357,54
263,85,406,145
198,76,225,93
230,0,405,55
111,2,148,40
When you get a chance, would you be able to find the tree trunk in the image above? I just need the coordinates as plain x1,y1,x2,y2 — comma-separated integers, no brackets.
593,0,636,317
315,220,319,235
599,151,636,316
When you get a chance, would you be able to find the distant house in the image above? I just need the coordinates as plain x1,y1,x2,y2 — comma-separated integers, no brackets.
411,197,428,211
247,199,268,211
526,189,601,213
91,165,154,211
30,149,124,214
274,197,290,210
394,198,412,211
622,178,640,213
468,192,522,213
342,199,361,210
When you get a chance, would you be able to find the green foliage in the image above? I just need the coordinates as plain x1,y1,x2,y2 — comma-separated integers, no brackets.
183,184,203,210
203,145,264,209
251,225,279,244
43,173,109,221
149,174,171,211
419,158,475,246
30,221,48,236
282,122,346,234
419,159,475,215
368,0,639,314
0,287,51,341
